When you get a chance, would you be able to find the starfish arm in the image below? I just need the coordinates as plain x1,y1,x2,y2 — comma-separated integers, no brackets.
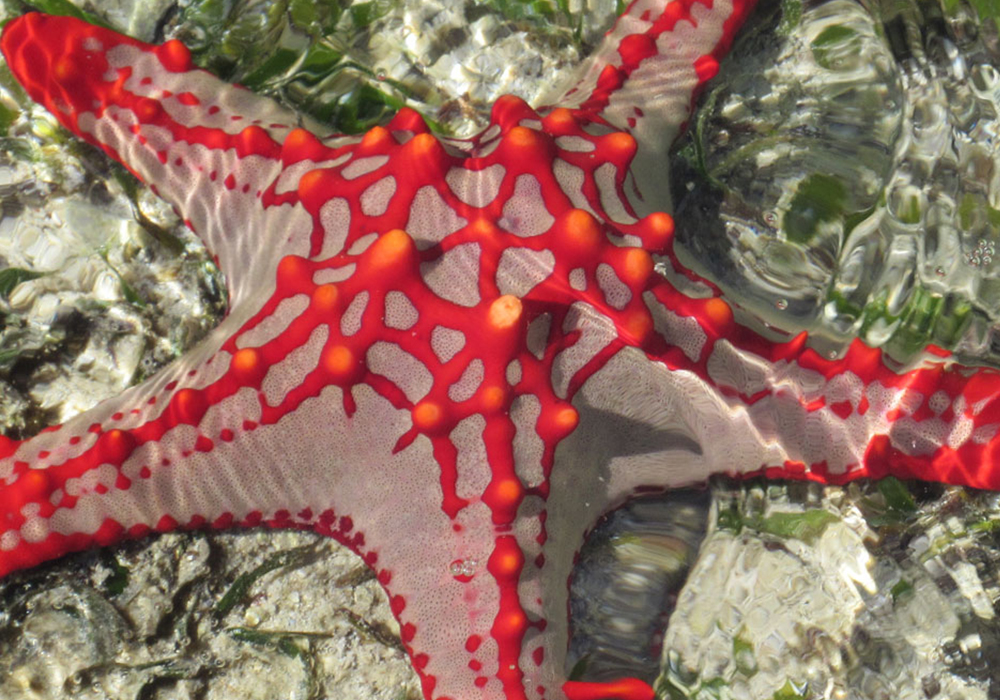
541,0,757,213
0,315,241,575
0,12,309,305
589,269,1000,496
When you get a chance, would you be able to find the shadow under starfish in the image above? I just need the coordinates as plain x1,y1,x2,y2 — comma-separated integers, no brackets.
1,3,999,700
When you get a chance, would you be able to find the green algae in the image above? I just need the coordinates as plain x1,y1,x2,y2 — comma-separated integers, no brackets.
214,543,317,618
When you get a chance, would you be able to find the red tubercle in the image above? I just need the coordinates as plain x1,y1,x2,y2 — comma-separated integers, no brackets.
134,97,163,122
610,246,654,289
275,255,315,295
490,94,540,133
694,54,720,82
3,468,50,514
170,387,209,425
651,0,697,34
235,124,280,160
390,594,407,616
484,295,527,352
830,401,853,420
499,125,555,166
542,107,583,136
536,403,579,444
359,125,394,153
230,347,267,387
617,33,658,68
410,399,454,436
596,64,626,96
175,91,200,106
154,38,194,72
696,297,735,340
98,429,136,465
281,127,328,165
550,209,604,267
597,131,638,167
483,474,524,527
636,211,674,254
321,343,366,388
268,509,292,527
212,512,235,529
361,228,420,277
155,514,179,532
388,106,431,134
92,518,127,547
478,384,510,416
397,133,451,186
194,435,214,453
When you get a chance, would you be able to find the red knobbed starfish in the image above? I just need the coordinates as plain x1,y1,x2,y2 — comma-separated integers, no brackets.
2,4,1000,700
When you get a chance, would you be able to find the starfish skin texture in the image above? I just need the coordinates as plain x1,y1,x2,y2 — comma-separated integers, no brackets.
2,4,1000,700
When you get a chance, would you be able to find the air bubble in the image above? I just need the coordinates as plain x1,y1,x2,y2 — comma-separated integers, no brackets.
775,298,788,310
966,239,995,268
451,557,479,577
